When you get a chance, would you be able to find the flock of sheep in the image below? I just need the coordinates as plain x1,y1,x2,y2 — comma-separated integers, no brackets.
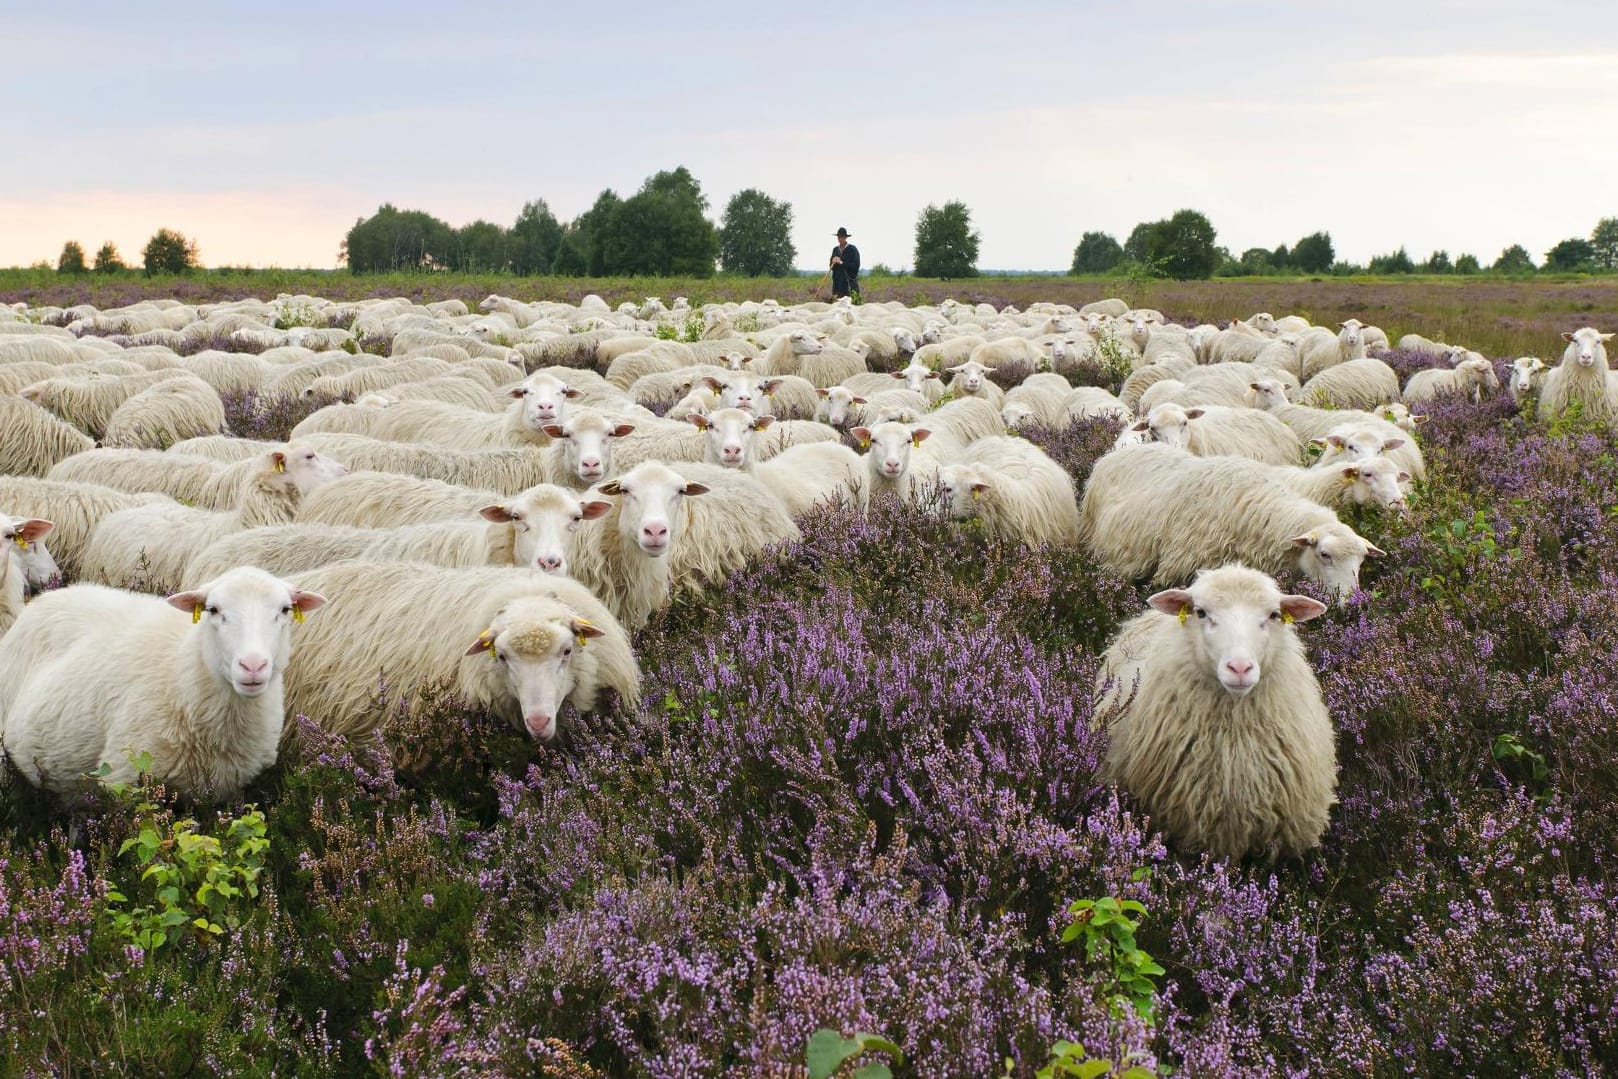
0,288,1607,862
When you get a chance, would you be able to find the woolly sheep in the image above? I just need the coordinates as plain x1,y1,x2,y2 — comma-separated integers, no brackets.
281,563,637,743
1129,404,1303,466
1081,442,1385,603
1208,326,1270,365
936,436,1080,547
1538,327,1615,426
1059,387,1131,425
540,407,637,489
296,472,506,529
0,517,54,635
101,374,227,449
51,442,347,511
4,514,59,594
291,379,566,451
1397,334,1450,358
1078,298,1128,318
911,335,988,371
0,478,174,581
1299,358,1401,410
1403,357,1498,404
943,360,1007,408
1245,380,1425,482
968,336,1042,371
0,395,94,476
690,410,867,515
1001,372,1074,429
851,421,954,503
20,369,191,437
0,566,326,799
658,461,802,594
1508,357,1548,404
1095,564,1334,859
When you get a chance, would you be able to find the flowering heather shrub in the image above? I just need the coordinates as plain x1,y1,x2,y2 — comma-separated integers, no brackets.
5,318,1618,1074
219,387,336,441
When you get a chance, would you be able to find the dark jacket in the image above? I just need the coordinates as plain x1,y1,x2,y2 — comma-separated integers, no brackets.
830,242,860,294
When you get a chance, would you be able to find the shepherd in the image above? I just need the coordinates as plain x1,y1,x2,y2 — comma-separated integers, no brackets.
830,227,861,301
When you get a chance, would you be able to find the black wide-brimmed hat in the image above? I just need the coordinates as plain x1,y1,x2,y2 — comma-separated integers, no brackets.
834,227,851,238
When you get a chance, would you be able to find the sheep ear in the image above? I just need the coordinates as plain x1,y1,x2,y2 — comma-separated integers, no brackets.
1339,465,1361,481
685,413,710,430
970,481,992,497
465,628,498,657
1562,332,1575,343
752,415,776,430
267,451,288,474
816,387,829,397
1184,408,1206,420
890,371,905,380
852,396,867,404
1290,532,1318,549
946,364,964,373
479,503,517,523
508,387,527,399
701,376,723,392
1278,595,1328,623
850,426,872,443
739,355,753,365
1131,419,1150,432
13,519,53,543
1364,542,1388,558
1146,588,1193,617
759,379,782,394
166,589,207,615
289,588,326,615
1412,414,1429,425
610,423,636,437
1248,382,1262,391
1381,437,1405,451
1325,435,1347,448
911,428,932,444
680,482,711,497
580,499,613,520
541,423,566,439
562,387,582,399
570,617,606,640
926,371,941,380
596,480,624,496
1398,470,1412,483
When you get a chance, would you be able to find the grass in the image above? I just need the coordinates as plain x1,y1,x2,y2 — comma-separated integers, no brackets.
3,268,1615,360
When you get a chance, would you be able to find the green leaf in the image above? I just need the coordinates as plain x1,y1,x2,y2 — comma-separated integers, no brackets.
807,1030,858,1079
851,1066,892,1079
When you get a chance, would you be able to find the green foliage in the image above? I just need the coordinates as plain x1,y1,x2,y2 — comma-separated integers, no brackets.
1422,250,1453,274
1418,509,1507,600
596,166,719,277
1592,217,1618,271
1492,732,1551,791
1545,237,1597,273
719,187,796,276
1060,891,1165,1023
1291,231,1335,273
1035,1041,1157,1079
1125,209,1218,280
453,219,509,273
101,768,270,954
1455,253,1481,275
342,204,457,274
913,200,981,278
57,240,87,274
805,1029,904,1079
510,198,564,275
1493,243,1536,273
1369,247,1415,274
92,240,126,273
1071,231,1124,275
141,228,199,276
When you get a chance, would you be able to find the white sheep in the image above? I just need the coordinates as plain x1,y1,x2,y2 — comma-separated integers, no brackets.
0,395,95,477
936,436,1080,547
689,409,866,515
1095,564,1335,860
1538,327,1615,425
0,566,326,799
101,374,227,449
1508,357,1548,404
295,471,505,529
20,369,193,438
1081,442,1385,603
658,461,803,594
0,516,54,635
943,360,1007,408
281,563,637,743
1403,357,1499,404
1000,372,1074,429
540,407,637,489
1058,387,1131,425
1128,404,1303,466
968,336,1042,371
1245,380,1425,482
1299,358,1401,410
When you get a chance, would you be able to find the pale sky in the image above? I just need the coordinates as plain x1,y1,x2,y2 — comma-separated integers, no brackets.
3,2,1616,272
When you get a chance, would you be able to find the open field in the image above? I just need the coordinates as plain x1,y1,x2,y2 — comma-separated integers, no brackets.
5,268,1617,360
2,289,1616,1075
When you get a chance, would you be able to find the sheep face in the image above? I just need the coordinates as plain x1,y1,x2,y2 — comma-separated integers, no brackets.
891,328,918,354
897,363,941,394
1290,525,1384,604
597,463,710,558
481,485,611,574
1509,357,1547,400
816,386,866,427
1336,458,1410,511
705,375,780,414
947,361,990,394
542,412,635,484
853,422,927,481
1337,320,1363,348
1315,427,1405,467
3,515,57,591
1458,357,1499,397
166,567,325,699
937,464,992,521
1562,328,1613,370
1146,568,1326,697
464,602,603,740
1001,402,1036,430
274,446,350,497
689,408,772,468
1133,404,1198,449
1244,379,1290,410
789,331,825,356
1376,403,1425,432
718,352,750,372
509,374,581,428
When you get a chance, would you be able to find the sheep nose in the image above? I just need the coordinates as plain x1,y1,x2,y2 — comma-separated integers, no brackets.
643,522,668,542
536,553,564,572
1224,659,1254,679
580,457,601,471
524,712,556,740
238,656,269,679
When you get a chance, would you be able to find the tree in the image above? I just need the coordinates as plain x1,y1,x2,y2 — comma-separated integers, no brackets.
1544,237,1596,272
1123,221,1157,263
92,242,125,273
1368,247,1415,274
57,241,87,274
913,201,981,279
509,199,563,276
1493,244,1535,273
719,188,796,276
595,167,719,277
1291,232,1335,273
1239,247,1276,275
1270,244,1291,270
1070,231,1123,275
1423,250,1452,274
1590,217,1618,270
1148,209,1218,280
141,228,199,276
552,190,621,276
452,219,509,273
1455,254,1481,274
341,204,457,273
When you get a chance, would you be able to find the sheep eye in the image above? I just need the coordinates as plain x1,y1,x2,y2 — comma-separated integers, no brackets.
305,452,315,460
281,605,293,616
1194,607,1207,620
1320,551,1334,562
1269,610,1281,621
206,605,220,617
561,646,573,658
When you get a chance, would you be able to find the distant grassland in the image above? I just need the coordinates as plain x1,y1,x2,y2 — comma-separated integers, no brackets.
3,268,1614,360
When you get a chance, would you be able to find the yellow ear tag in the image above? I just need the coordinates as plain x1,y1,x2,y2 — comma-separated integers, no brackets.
910,436,921,448
1341,473,1354,486
273,459,286,474
971,488,983,502
1283,611,1295,624
192,603,203,624
13,537,27,551
1177,605,1189,626
486,638,498,658
292,607,305,624
859,439,870,450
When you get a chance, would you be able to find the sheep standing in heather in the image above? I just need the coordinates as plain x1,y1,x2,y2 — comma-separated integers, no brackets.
101,374,227,449
1509,357,1548,405
1095,564,1335,860
0,566,326,800
1,516,55,635
1538,327,1615,426
935,436,1080,547
1403,357,1499,404
1,396,96,477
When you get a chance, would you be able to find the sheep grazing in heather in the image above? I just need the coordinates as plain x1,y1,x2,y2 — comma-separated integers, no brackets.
0,566,326,800
100,374,227,449
815,385,868,426
19,369,193,438
567,461,710,629
944,360,1007,408
1539,327,1615,426
281,563,638,744
1000,373,1075,429
936,436,1080,547
1403,357,1499,404
0,395,96,477
1128,404,1303,466
1081,442,1385,603
1095,563,1335,860
1299,358,1402,410
1508,357,1548,405
1059,387,1131,425
1245,379,1425,482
